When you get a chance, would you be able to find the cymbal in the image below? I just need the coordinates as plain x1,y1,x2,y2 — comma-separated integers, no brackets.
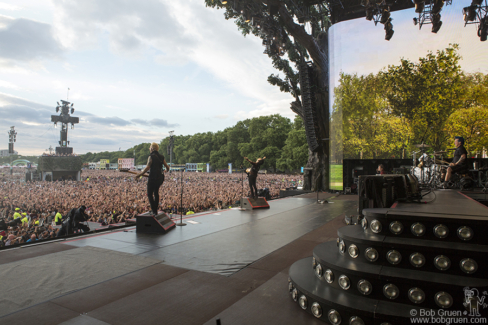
414,144,431,148
434,151,448,156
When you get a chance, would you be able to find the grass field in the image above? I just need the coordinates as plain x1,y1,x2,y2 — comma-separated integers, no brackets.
330,164,343,191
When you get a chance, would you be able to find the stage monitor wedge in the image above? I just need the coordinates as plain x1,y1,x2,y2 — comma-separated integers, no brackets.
136,212,176,234
240,197,270,210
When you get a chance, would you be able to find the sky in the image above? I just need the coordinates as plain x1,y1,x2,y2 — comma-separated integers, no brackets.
0,0,486,156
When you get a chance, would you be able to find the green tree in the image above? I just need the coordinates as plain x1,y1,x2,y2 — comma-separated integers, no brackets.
277,115,308,170
444,106,488,155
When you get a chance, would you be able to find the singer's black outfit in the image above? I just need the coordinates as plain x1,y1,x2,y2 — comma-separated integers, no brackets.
248,160,264,198
147,152,165,215
450,145,468,174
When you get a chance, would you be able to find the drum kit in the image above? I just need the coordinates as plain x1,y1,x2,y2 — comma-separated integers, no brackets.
410,144,450,189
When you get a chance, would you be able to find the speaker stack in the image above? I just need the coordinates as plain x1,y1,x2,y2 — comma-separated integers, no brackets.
288,206,488,323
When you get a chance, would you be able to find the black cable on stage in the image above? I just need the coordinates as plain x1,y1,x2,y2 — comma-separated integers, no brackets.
421,190,437,203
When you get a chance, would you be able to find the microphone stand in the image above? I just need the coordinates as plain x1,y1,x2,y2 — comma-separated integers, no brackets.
176,168,186,226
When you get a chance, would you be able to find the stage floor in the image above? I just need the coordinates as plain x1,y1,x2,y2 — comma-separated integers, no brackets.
1,190,485,324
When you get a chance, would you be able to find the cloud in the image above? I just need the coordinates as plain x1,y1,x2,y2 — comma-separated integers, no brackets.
131,118,179,128
0,17,64,62
214,114,228,119
84,116,131,126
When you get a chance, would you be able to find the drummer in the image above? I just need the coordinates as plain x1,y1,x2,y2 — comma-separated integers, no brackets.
444,136,468,185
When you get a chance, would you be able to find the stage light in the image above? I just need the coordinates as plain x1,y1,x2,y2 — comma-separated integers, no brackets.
325,269,334,283
457,226,473,240
415,2,425,13
221,0,228,4
431,13,442,33
292,288,298,301
365,248,379,262
348,244,359,258
463,6,477,22
315,263,323,278
328,310,342,325
413,17,418,25
349,316,365,325
384,18,394,40
434,255,451,271
380,9,390,24
361,217,368,230
312,257,317,269
460,258,478,274
433,224,449,238
289,282,294,292
299,295,308,309
365,8,374,21
410,252,426,267
339,275,351,290
311,302,322,318
370,220,382,233
387,250,402,265
472,0,483,5
432,0,444,14
479,17,488,41
357,280,372,295
411,222,425,236
339,239,346,254
389,221,403,235
383,283,399,299
435,291,453,308
408,287,426,304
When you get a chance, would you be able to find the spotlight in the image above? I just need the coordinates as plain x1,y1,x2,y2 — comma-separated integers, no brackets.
315,263,323,278
365,8,374,21
472,0,483,5
457,226,473,240
292,288,298,301
413,17,418,25
384,19,394,40
289,282,294,292
365,247,379,262
348,244,359,258
433,224,449,238
339,275,351,290
434,255,451,271
415,2,425,13
389,221,403,235
370,220,382,233
70,108,75,114
380,10,391,24
299,295,308,310
431,13,442,33
411,222,425,236
479,17,488,41
357,280,372,295
383,283,399,299
463,6,477,22
328,310,342,325
387,250,402,265
435,291,453,308
349,316,365,325
432,0,444,14
460,258,478,274
408,287,426,304
361,217,368,230
338,239,346,254
410,252,426,268
311,302,322,318
312,257,317,269
325,269,334,283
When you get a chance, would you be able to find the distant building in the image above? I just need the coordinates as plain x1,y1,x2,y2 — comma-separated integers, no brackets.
88,162,97,170
186,163,197,172
109,163,118,170
118,158,135,170
99,159,110,170
0,149,18,156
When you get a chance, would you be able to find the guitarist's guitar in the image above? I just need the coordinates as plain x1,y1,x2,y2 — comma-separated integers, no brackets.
119,169,148,178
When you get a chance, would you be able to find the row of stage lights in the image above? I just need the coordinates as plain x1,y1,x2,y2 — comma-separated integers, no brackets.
335,238,478,273
363,218,474,240
289,280,382,324
309,260,455,308
362,0,488,41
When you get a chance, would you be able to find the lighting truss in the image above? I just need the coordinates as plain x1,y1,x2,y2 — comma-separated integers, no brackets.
412,0,452,33
463,0,488,41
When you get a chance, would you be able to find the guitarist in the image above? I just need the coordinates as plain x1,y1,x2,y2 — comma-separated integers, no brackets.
135,143,170,215
244,156,266,199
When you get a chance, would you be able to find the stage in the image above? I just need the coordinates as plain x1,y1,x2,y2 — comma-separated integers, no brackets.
1,190,486,324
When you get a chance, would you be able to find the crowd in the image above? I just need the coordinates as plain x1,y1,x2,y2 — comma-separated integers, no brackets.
0,169,302,246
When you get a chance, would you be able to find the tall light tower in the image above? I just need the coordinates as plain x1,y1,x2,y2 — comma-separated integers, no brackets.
8,126,16,154
51,100,79,154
